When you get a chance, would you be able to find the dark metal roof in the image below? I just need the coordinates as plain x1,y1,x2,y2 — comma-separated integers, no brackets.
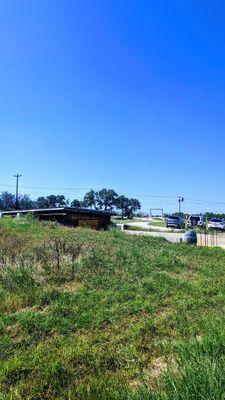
0,207,116,216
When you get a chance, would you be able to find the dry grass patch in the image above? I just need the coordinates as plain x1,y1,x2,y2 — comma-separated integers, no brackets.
1,294,24,315
150,356,168,380
5,322,22,340
54,280,84,293
145,355,177,387
40,280,84,295
17,304,50,315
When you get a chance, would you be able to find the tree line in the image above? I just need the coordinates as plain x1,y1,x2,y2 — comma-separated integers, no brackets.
0,189,141,218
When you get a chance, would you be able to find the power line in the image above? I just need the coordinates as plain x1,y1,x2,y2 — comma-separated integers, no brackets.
1,179,225,207
0,184,90,191
22,176,54,187
22,177,91,191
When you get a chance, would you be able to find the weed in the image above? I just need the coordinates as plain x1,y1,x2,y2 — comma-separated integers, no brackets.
0,218,224,399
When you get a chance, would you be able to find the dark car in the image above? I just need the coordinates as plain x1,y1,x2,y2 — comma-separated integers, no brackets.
166,215,184,229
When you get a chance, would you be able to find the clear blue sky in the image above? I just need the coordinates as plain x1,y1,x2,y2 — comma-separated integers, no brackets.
1,0,225,213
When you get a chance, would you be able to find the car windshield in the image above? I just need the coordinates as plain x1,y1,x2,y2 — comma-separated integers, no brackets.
210,218,222,222
190,217,200,221
168,216,179,220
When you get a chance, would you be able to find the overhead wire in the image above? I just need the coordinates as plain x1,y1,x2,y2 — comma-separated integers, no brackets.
1,178,225,207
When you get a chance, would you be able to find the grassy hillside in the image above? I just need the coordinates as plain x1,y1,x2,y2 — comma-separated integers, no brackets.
0,217,225,399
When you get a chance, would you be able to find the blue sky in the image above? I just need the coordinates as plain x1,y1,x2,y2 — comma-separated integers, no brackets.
1,0,225,213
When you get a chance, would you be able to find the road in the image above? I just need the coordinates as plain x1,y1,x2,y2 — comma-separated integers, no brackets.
127,220,181,232
125,229,183,243
122,220,225,248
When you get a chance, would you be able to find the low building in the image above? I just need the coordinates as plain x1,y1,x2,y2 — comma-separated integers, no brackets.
0,207,115,230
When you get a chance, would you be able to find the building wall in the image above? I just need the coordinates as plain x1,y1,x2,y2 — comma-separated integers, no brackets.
0,210,112,230
67,212,111,229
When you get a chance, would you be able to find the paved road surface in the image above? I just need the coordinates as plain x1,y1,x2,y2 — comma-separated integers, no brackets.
125,229,183,243
125,229,225,248
118,220,225,249
122,220,225,248
127,221,182,232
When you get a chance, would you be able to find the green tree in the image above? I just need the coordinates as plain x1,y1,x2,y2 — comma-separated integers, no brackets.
116,195,130,218
46,195,67,208
71,199,82,208
83,190,97,209
96,189,118,210
124,198,141,218
35,195,67,209
19,195,35,210
0,192,15,211
35,196,50,209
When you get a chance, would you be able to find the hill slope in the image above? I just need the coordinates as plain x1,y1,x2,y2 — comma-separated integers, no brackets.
0,218,225,399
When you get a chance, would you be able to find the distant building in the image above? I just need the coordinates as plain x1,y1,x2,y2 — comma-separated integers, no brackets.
0,207,115,230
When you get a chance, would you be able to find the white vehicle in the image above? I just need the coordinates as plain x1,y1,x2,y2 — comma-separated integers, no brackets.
187,214,206,229
208,218,225,231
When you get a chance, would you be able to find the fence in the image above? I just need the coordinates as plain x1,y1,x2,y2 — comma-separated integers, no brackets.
197,230,225,248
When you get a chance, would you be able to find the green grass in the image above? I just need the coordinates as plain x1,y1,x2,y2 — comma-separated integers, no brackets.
123,225,160,232
148,219,166,227
112,218,144,224
126,225,185,234
0,217,225,399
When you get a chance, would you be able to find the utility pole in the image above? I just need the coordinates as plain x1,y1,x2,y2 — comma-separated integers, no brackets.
13,174,22,210
178,197,184,214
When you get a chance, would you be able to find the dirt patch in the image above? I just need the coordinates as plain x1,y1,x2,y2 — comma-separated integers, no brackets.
15,304,50,315
143,355,177,387
166,269,196,281
150,356,167,380
128,377,143,390
5,323,21,339
54,281,83,293
2,295,24,315
156,307,173,320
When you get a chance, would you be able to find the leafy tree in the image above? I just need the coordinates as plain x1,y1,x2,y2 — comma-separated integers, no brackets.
123,198,141,218
71,199,82,208
35,195,67,209
46,195,56,207
0,192,15,211
128,198,141,216
0,189,142,217
96,189,118,211
205,212,225,219
82,189,142,216
35,196,50,209
83,190,97,209
116,195,130,218
46,195,67,208
19,195,35,210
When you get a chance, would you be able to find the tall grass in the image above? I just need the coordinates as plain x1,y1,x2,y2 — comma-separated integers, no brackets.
0,217,224,399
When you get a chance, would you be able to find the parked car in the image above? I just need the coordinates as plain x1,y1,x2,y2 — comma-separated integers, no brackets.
187,214,206,229
208,218,225,231
166,215,184,229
